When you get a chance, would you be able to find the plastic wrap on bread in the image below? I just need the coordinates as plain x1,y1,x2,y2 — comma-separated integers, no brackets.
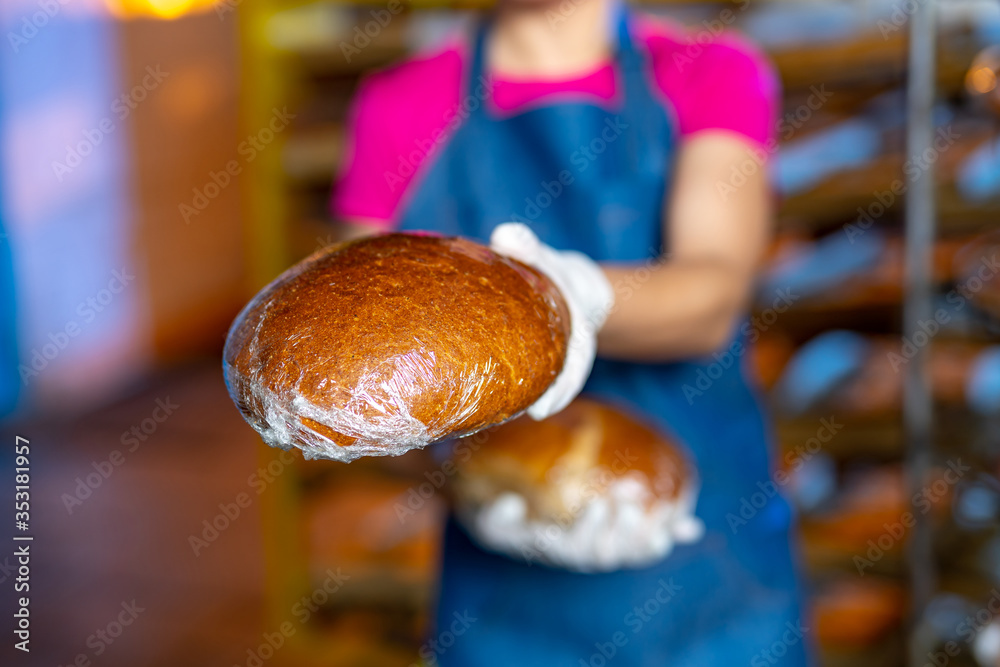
451,398,703,572
223,233,571,462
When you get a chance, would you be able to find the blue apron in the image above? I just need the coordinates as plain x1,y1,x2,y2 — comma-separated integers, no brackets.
399,11,811,665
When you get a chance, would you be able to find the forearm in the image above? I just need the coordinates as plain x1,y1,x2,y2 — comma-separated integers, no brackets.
597,258,752,361
593,134,772,362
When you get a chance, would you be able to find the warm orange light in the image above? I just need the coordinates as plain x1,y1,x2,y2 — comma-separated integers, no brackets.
967,46,1000,97
104,0,219,19
968,67,997,95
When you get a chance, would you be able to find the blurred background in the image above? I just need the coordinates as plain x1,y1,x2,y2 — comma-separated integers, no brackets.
2,0,1000,665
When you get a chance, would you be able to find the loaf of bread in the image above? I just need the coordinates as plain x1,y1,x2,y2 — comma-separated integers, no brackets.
223,233,571,462
451,398,703,571
955,231,1000,319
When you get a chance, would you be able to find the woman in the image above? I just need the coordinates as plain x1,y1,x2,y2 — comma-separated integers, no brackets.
332,0,811,663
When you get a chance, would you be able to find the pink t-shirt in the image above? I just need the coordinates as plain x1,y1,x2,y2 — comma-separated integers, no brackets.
332,14,779,226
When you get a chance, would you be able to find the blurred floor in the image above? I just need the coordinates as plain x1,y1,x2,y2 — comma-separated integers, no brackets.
1,362,271,667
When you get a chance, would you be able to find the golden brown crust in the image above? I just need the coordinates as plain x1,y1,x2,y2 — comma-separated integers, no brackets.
223,233,570,461
453,398,690,520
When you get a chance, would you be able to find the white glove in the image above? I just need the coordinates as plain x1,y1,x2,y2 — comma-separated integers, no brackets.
490,223,614,420
464,477,705,572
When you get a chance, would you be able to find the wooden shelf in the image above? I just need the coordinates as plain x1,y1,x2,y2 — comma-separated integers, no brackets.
283,122,344,183
778,128,999,234
772,27,978,94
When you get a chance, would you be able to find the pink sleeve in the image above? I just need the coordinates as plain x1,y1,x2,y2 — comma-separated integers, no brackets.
330,47,464,226
680,38,780,147
645,23,781,150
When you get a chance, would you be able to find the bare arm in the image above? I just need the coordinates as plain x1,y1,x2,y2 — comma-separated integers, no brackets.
597,132,773,361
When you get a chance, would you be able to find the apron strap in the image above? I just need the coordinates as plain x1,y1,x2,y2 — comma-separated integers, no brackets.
468,18,490,98
613,0,635,56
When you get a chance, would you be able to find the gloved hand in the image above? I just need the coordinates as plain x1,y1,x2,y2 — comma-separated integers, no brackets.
466,477,705,572
490,223,614,420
